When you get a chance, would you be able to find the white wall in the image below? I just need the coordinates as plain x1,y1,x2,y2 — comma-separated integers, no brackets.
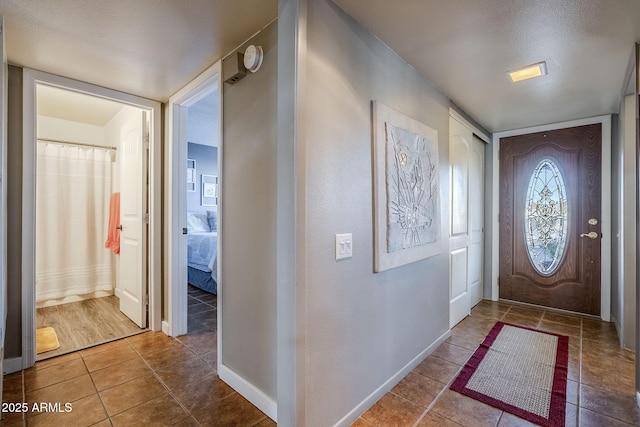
294,1,452,424
37,115,104,145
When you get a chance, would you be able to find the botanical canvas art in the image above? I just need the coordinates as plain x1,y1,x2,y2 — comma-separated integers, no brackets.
373,101,440,272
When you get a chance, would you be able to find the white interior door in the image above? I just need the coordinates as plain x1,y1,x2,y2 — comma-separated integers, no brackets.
449,117,486,327
449,117,471,327
119,111,148,328
468,136,485,306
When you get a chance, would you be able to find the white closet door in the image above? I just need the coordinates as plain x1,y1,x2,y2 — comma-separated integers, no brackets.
468,135,485,306
449,117,471,327
449,117,486,327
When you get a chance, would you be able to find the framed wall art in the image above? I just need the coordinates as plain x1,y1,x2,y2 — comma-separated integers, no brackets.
372,101,441,272
201,174,218,207
187,159,196,192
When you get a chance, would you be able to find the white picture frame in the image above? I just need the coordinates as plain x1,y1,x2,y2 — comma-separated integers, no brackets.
201,174,218,206
372,101,441,272
187,159,196,192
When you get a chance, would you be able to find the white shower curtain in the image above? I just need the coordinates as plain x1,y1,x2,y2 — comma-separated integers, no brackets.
36,142,114,302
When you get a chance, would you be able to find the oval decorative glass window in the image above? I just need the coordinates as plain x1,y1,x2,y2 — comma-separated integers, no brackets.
524,159,568,275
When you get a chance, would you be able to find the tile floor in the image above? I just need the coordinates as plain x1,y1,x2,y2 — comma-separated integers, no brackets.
2,286,274,426
3,299,637,426
352,301,639,427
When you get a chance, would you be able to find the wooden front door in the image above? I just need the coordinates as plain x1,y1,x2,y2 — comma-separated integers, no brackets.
499,124,601,315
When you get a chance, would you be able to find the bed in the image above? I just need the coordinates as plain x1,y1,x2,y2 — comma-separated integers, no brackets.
187,211,218,294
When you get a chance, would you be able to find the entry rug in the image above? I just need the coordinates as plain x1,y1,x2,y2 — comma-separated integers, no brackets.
36,327,60,354
450,322,568,427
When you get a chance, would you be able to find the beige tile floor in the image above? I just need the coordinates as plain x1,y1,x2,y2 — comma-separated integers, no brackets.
352,301,639,427
3,299,637,426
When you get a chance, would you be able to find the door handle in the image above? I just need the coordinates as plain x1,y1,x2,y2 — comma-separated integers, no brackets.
579,231,598,239
116,225,123,231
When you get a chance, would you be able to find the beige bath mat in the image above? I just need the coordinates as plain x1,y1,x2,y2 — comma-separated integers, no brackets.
36,327,60,354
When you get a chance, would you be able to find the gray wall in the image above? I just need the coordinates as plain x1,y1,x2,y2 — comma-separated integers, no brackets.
6,65,23,360
299,1,451,424
186,143,218,214
221,22,278,400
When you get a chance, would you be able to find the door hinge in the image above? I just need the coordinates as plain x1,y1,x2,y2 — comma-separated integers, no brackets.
144,213,149,224
145,295,149,306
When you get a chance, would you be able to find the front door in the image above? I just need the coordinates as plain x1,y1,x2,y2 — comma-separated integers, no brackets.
499,124,601,315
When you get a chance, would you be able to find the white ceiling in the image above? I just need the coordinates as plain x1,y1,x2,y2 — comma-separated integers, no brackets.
37,84,125,126
2,1,638,133
333,0,640,132
1,0,277,102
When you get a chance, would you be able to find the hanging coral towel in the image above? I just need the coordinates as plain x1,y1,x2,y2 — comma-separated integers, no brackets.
105,192,121,254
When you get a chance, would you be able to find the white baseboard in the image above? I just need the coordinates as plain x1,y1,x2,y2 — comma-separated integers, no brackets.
637,392,640,409
218,363,277,422
3,357,22,375
161,320,171,336
334,329,453,427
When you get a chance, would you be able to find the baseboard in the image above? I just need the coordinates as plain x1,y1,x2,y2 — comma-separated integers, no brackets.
334,329,453,427
3,357,22,375
218,363,277,422
637,392,640,409
161,320,171,336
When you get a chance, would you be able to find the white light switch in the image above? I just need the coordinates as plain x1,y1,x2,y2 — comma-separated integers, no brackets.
335,233,353,260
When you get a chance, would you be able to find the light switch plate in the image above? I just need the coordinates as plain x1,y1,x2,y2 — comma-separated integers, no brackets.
335,233,353,260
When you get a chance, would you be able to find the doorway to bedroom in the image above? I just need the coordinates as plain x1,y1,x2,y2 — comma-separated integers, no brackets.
183,89,219,344
166,65,221,365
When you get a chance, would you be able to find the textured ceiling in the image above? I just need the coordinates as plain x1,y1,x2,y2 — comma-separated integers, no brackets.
1,0,277,101
3,1,639,132
333,0,640,132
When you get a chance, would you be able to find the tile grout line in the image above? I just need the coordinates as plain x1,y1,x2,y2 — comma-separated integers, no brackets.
411,330,482,427
80,352,111,427
126,335,200,425
577,317,582,427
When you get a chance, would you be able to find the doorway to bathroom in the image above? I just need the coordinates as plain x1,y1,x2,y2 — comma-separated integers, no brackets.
22,69,163,365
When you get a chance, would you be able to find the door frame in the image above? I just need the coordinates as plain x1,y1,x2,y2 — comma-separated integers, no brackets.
21,68,162,368
164,61,221,339
491,115,612,321
0,15,7,371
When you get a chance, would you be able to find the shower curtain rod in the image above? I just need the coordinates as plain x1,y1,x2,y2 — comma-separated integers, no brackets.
37,137,117,151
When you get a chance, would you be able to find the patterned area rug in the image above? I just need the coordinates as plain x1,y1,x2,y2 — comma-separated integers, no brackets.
36,326,60,354
450,322,568,427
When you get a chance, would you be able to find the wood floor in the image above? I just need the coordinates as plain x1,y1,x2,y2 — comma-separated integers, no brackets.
36,296,144,360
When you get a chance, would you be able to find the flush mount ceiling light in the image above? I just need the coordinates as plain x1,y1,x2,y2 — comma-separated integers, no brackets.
507,61,547,82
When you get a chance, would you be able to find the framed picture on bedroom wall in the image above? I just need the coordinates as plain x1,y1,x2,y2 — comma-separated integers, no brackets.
187,159,196,192
372,101,441,272
201,174,218,207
